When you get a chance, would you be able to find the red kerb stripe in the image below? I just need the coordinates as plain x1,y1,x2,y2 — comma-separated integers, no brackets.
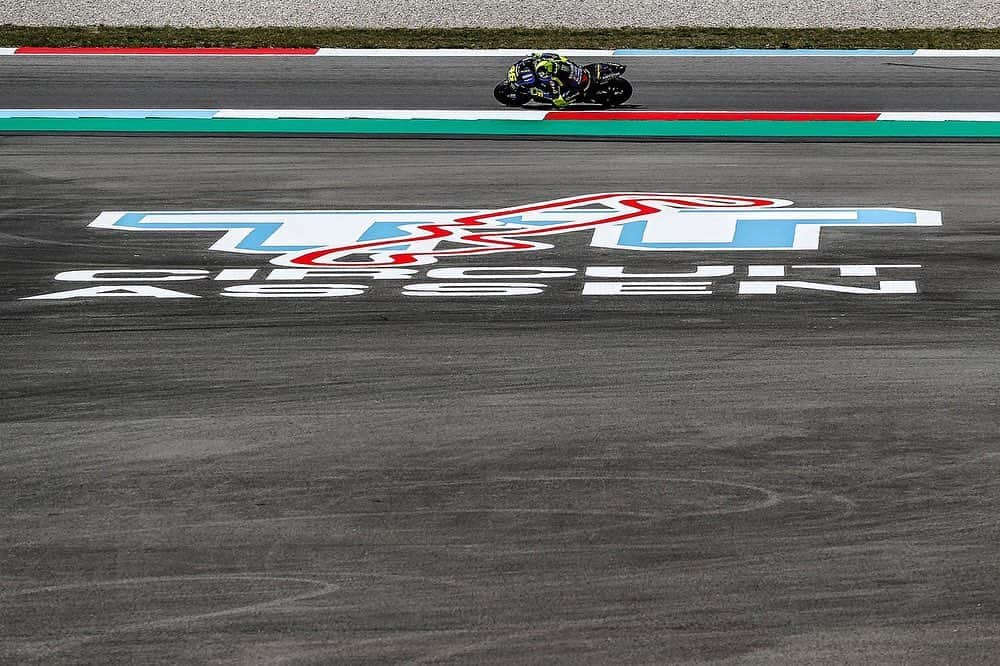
15,47,320,56
545,111,882,121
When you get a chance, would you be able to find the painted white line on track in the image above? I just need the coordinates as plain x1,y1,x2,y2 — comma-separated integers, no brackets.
877,112,1000,121
314,48,616,57
912,49,1000,57
212,109,551,120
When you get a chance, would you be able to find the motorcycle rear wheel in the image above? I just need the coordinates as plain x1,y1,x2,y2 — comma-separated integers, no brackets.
594,79,633,107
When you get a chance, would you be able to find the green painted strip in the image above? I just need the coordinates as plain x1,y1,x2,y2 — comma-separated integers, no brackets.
2,117,1000,137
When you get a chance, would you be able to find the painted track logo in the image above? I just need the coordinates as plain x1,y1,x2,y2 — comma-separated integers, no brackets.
90,193,941,266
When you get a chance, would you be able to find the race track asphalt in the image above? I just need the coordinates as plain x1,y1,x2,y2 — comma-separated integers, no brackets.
2,59,1000,664
2,55,1000,110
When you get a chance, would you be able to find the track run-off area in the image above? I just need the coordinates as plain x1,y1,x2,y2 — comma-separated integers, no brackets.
2,51,1000,663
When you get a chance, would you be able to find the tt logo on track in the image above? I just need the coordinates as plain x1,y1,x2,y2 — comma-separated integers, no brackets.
90,193,941,266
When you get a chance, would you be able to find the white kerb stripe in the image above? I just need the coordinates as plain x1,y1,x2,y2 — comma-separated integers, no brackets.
213,109,550,120
913,209,944,226
0,48,17,56
877,112,1000,122
913,49,1000,57
315,48,615,57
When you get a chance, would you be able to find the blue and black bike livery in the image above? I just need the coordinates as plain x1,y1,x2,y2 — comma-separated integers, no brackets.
494,60,633,108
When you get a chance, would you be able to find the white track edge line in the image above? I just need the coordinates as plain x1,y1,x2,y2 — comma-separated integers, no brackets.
912,49,1000,57
314,48,615,57
877,112,1000,121
213,109,550,120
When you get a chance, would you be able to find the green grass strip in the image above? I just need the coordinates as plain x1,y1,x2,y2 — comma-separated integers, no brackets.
2,117,1000,137
4,26,1000,49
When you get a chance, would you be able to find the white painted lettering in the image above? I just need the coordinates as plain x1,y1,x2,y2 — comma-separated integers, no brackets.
747,265,786,277
22,285,200,299
221,284,368,297
790,264,922,277
582,281,713,295
214,269,258,281
425,267,575,279
403,282,546,296
265,268,416,280
54,269,209,282
585,265,733,278
739,280,918,295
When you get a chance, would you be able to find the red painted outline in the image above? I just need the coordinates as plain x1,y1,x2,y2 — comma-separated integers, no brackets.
544,111,882,122
288,193,782,267
14,47,320,56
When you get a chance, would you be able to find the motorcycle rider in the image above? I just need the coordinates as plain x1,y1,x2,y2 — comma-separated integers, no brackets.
511,52,587,108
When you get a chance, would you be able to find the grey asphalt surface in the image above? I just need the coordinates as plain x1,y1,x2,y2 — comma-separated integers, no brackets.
2,59,1000,664
3,56,1000,110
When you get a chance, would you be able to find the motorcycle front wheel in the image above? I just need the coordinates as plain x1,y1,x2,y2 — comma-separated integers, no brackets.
494,82,531,107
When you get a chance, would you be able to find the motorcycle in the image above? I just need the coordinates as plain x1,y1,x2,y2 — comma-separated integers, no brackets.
493,62,633,108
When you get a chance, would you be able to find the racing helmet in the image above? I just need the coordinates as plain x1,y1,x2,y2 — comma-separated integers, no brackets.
534,59,556,80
